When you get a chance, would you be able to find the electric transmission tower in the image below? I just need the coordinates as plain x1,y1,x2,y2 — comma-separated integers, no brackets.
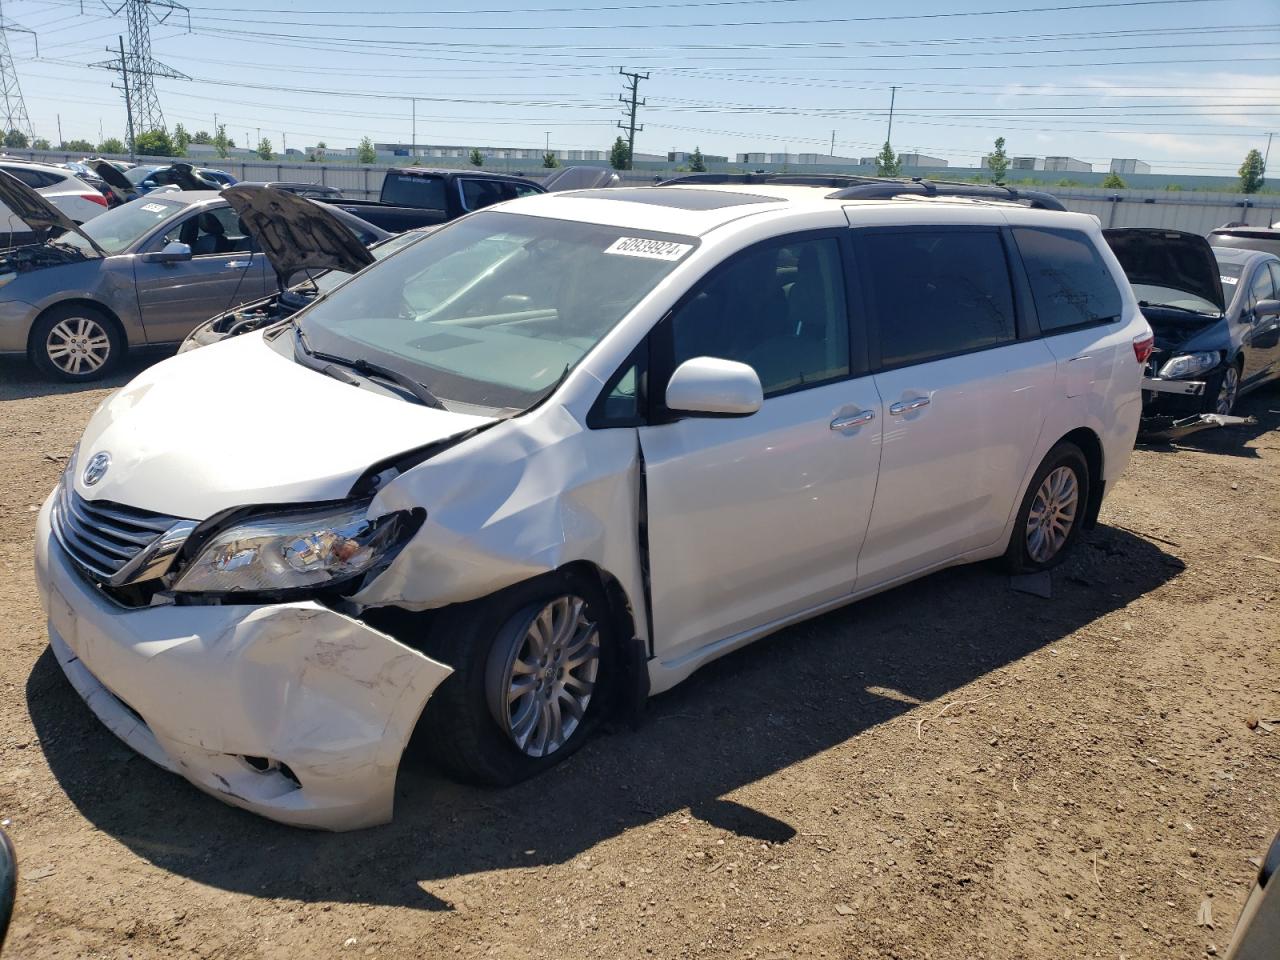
617,68,648,171
92,1,190,140
0,1,37,142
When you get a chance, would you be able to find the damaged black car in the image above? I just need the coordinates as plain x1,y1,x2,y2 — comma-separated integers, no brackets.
1104,228,1280,438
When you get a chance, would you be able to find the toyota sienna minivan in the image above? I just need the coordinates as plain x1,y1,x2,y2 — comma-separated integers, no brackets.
34,177,1150,829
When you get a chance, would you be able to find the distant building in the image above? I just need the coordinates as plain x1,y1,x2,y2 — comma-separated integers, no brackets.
668,150,728,164
373,143,609,162
1110,158,1150,174
981,155,1043,170
898,153,948,168
1044,156,1092,173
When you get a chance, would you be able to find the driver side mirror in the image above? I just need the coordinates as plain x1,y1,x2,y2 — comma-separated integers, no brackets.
1254,298,1280,319
666,356,763,417
143,241,192,264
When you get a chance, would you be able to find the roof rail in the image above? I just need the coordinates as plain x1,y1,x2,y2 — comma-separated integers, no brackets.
654,172,1066,211
655,172,884,189
825,177,1066,211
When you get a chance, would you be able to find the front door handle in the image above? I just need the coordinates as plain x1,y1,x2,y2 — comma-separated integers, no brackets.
888,396,931,416
225,260,250,269
830,410,875,430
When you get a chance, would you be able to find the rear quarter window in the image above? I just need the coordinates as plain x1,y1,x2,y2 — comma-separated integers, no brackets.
1012,227,1123,333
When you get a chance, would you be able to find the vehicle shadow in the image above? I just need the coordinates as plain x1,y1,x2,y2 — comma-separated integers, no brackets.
27,526,1181,911
0,351,168,402
1139,385,1280,459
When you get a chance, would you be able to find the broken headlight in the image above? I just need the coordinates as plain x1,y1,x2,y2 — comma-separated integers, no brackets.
1158,351,1219,380
173,503,416,594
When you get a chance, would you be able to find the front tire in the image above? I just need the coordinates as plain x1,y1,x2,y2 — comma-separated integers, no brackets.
29,304,123,382
1003,442,1090,573
420,569,614,786
1205,361,1241,416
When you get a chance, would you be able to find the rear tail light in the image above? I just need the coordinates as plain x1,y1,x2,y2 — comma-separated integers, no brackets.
80,192,108,207
1132,333,1154,365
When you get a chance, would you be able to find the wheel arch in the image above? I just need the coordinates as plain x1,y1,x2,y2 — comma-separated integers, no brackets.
26,297,129,359
1058,426,1104,529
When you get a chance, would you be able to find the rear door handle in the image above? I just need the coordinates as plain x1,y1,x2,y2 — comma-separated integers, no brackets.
830,410,875,430
888,396,931,416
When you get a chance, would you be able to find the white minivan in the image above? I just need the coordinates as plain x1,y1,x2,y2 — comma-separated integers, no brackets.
34,177,1151,829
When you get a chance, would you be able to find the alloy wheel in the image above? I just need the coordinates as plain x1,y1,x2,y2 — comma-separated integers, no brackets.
1025,465,1079,564
45,316,111,376
1215,365,1239,415
486,595,600,758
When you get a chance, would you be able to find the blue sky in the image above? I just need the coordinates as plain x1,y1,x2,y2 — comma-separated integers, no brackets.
4,0,1278,173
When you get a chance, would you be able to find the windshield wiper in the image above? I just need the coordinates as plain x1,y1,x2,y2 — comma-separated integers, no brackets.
292,325,446,410
1138,300,1217,317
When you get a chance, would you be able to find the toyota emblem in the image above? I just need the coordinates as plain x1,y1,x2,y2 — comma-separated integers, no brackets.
82,451,111,486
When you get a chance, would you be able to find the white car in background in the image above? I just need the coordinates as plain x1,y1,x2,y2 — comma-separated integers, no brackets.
0,158,108,238
34,175,1150,829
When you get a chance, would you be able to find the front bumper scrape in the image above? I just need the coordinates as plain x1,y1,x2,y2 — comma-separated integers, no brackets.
1142,375,1206,397
35,494,452,830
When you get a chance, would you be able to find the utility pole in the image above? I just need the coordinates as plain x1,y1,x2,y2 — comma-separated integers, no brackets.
617,68,648,170
886,85,899,145
545,131,550,153
830,129,835,156
1265,132,1274,171
56,113,62,146
410,97,416,157
0,0,37,142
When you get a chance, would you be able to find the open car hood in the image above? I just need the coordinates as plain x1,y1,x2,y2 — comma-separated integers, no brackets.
0,169,104,256
223,183,375,286
87,159,138,203
541,166,621,191
1103,228,1225,314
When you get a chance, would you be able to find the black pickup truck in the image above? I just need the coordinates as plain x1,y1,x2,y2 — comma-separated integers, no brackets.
320,167,546,232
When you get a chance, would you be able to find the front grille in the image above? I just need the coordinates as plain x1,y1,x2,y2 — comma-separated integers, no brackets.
52,486,182,584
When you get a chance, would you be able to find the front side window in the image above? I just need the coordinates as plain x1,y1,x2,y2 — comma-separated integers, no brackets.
160,205,253,256
297,211,695,412
666,236,850,397
863,229,1016,368
1012,227,1123,332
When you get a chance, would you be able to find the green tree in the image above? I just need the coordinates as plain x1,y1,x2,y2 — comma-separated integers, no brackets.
987,136,1009,182
256,137,274,160
609,135,630,171
874,140,901,177
98,137,125,154
212,124,230,159
134,129,175,157
357,137,376,164
542,151,559,168
1101,171,1127,189
32,137,51,150
1164,182,1184,192
61,139,94,152
1238,148,1265,194
689,146,706,173
469,147,484,167
3,129,28,149
191,130,212,145
172,123,191,155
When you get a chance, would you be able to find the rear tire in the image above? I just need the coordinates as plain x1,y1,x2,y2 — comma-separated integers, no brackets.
419,568,615,786
1002,442,1090,574
29,303,123,382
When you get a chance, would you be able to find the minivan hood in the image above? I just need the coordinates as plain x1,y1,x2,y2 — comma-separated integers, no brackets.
0,169,104,256
223,183,375,286
88,158,138,203
1103,228,1224,313
74,333,492,519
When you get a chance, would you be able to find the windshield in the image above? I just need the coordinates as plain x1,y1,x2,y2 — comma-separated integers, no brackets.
57,196,186,255
298,210,696,411
1215,258,1245,304
1132,283,1220,315
125,166,158,185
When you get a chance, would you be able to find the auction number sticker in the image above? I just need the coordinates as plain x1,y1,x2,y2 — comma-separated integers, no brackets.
1220,275,1239,285
141,202,169,213
605,236,693,261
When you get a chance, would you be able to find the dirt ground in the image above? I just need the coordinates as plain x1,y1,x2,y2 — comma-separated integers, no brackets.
1,352,1277,960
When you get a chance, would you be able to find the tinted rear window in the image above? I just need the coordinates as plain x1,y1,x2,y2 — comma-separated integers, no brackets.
381,174,446,210
1012,227,1122,332
864,229,1016,368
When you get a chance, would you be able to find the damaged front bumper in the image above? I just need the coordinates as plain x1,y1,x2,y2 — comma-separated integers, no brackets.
33,493,452,831
1142,375,1206,399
